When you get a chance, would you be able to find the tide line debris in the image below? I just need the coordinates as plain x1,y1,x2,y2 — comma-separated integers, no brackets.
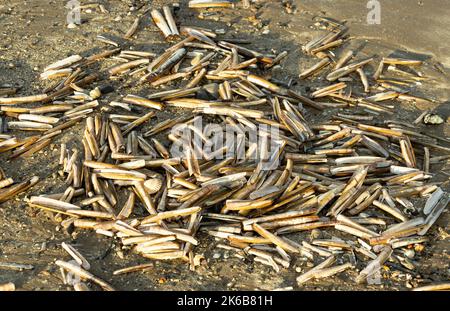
0,5,449,291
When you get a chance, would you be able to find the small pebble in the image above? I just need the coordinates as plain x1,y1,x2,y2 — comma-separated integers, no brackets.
414,244,425,252
404,249,415,259
215,28,226,34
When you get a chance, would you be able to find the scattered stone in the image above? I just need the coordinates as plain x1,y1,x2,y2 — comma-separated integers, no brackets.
404,249,415,259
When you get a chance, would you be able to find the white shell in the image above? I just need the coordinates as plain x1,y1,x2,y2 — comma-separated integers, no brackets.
144,178,163,194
